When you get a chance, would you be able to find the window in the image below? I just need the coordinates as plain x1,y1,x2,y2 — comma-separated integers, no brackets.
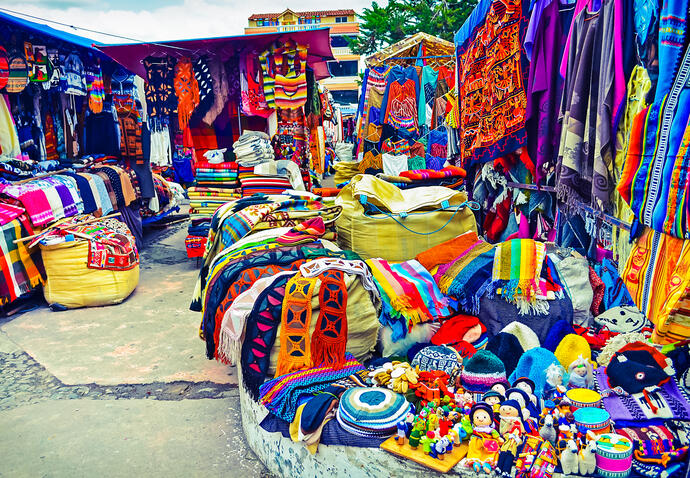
335,16,348,23
330,35,350,47
328,60,358,77
257,20,263,26
315,17,321,23
330,90,359,105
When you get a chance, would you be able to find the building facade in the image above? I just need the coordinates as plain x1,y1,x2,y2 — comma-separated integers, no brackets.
245,9,360,106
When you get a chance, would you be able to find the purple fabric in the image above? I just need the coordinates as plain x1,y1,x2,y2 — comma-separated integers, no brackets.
524,0,554,60
51,181,77,217
525,0,573,185
595,367,690,425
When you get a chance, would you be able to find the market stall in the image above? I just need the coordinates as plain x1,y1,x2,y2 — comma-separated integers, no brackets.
0,11,184,311
182,0,690,476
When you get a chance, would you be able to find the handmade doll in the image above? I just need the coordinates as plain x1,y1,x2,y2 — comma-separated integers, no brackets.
512,377,541,418
506,388,539,435
483,390,504,413
397,421,407,445
409,427,422,449
542,363,567,402
567,356,594,389
491,381,508,398
497,400,525,478
465,403,502,474
439,410,453,437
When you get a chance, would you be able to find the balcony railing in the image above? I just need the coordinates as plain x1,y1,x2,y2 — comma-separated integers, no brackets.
332,46,357,56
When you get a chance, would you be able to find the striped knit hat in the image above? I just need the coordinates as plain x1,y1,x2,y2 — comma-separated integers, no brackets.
461,350,508,394
336,387,411,438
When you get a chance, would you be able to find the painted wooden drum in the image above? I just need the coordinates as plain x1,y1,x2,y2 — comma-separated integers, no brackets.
566,388,602,409
595,433,633,478
574,407,611,434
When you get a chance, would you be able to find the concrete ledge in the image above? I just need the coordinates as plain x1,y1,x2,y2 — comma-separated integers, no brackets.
237,363,476,478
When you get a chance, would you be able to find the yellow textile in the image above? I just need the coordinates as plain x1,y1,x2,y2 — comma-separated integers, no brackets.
0,94,20,158
41,240,139,309
336,174,477,261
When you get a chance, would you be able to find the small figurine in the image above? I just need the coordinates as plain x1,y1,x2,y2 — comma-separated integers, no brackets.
567,356,594,389
439,411,453,437
490,381,508,398
404,412,415,437
539,414,557,446
543,363,567,402
512,377,541,418
483,390,504,413
428,412,439,432
496,400,525,478
397,420,406,445
420,431,435,455
578,439,596,475
560,440,579,476
465,403,502,474
409,428,422,449
435,437,447,460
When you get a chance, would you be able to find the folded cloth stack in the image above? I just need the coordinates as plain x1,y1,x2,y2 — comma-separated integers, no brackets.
233,131,275,167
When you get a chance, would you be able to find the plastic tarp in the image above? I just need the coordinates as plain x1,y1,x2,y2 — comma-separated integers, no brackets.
0,10,101,51
96,28,335,80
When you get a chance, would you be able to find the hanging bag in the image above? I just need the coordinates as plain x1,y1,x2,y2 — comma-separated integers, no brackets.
6,51,29,93
335,174,478,261
0,46,9,90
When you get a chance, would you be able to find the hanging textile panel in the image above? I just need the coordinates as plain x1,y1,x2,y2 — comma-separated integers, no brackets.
623,228,690,344
456,0,529,167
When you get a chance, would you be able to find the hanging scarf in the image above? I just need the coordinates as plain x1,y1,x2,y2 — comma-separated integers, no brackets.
276,273,318,377
192,56,214,122
241,273,293,399
143,56,176,131
86,62,104,113
311,269,348,369
490,239,546,303
173,57,199,131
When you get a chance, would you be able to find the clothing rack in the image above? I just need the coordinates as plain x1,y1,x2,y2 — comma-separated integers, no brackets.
384,54,455,61
505,182,631,231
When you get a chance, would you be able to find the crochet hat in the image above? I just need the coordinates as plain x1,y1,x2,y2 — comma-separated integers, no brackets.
606,342,674,394
411,345,462,375
470,402,494,424
542,320,576,352
336,387,411,438
461,350,508,394
509,347,559,396
500,321,540,351
554,334,592,369
594,306,650,334
486,332,524,377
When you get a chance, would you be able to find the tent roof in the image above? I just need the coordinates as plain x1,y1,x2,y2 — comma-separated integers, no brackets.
365,32,455,69
0,10,101,51
96,28,335,80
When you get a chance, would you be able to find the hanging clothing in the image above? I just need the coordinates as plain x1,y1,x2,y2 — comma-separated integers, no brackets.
143,56,176,131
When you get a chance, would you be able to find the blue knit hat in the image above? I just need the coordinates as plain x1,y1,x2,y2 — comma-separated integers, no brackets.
486,332,523,376
508,347,559,395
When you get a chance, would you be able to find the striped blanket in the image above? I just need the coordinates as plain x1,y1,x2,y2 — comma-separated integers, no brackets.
0,214,44,305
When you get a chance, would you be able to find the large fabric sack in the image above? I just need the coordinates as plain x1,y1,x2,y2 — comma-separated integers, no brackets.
335,174,478,261
41,240,139,309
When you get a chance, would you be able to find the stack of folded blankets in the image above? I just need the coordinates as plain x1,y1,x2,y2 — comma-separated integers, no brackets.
234,131,295,197
233,131,274,167
185,160,241,259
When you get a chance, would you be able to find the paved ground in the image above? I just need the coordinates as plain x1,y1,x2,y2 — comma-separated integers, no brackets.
0,219,271,478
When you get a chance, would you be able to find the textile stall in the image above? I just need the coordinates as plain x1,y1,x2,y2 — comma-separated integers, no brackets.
96,29,339,260
0,11,183,311
184,0,690,476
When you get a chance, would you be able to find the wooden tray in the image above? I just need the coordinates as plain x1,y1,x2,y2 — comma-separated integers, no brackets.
380,436,468,473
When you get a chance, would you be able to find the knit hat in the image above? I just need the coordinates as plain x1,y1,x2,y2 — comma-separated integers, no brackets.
411,345,462,375
336,387,411,438
499,399,524,423
482,390,504,403
543,320,576,352
461,350,508,393
509,347,559,396
554,334,592,369
500,321,540,351
470,402,494,424
606,342,674,394
432,314,486,346
486,332,524,376
594,306,650,334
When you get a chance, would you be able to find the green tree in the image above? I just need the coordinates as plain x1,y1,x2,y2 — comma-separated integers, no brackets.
350,0,478,56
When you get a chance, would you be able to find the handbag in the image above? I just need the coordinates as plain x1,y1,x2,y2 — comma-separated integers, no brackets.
335,174,478,261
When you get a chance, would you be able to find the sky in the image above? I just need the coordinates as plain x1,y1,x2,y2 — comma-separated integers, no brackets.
0,0,373,44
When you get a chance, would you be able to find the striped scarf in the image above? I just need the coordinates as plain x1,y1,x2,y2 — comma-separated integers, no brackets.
490,239,546,303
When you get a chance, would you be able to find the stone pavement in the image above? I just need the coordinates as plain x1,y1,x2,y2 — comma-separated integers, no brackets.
0,220,272,478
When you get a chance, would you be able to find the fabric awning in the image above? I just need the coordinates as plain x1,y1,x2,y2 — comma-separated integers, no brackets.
96,28,335,80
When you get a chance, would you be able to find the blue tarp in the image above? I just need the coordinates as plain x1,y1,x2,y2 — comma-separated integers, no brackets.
0,10,101,51
454,0,492,47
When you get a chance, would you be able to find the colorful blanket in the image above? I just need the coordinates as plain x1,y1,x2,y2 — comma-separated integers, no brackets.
0,202,25,226
400,166,467,180
490,239,547,303
259,353,365,421
0,214,43,305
